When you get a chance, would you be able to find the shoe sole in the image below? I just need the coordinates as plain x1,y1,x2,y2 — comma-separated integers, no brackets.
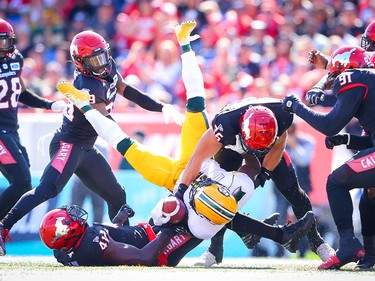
56,82,90,101
319,250,365,270
176,21,196,42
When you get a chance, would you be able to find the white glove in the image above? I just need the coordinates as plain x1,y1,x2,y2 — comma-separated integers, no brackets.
151,198,171,226
162,104,185,126
50,100,68,112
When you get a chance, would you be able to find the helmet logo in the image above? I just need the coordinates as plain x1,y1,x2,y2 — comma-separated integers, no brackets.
242,112,253,140
53,217,70,243
331,47,356,68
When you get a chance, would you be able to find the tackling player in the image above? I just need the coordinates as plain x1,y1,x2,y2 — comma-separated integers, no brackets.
0,28,183,256
0,19,67,221
282,45,375,269
55,21,315,265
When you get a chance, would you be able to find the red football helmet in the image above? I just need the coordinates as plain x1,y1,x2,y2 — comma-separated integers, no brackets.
39,205,88,252
327,45,369,79
0,19,16,54
70,30,112,78
361,20,375,51
239,105,278,156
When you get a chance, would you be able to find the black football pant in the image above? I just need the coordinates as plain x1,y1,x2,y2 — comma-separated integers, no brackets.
0,132,32,220
327,147,375,239
1,134,127,230
208,148,322,256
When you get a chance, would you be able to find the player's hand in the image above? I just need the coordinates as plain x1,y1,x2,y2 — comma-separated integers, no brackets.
151,199,171,226
174,183,188,200
112,204,135,225
282,94,302,113
307,49,328,69
325,134,349,149
162,104,185,126
254,167,272,188
51,100,68,112
305,88,325,106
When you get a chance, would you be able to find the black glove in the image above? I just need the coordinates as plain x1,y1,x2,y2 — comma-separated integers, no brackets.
325,134,349,149
282,94,302,113
305,88,325,106
254,167,272,188
112,204,135,225
175,183,188,200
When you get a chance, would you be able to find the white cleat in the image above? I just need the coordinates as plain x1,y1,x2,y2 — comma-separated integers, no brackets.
316,242,336,262
193,250,217,267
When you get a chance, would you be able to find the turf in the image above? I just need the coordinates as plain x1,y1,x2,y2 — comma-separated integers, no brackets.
0,256,374,281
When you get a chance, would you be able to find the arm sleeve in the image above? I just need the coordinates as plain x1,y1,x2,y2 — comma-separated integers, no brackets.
295,87,364,136
122,85,164,112
348,135,373,151
18,89,53,109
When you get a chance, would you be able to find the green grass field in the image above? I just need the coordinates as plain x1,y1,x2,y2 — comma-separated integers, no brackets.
0,256,374,281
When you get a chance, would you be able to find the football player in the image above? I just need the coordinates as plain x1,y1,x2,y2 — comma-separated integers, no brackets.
0,19,67,221
56,20,315,264
0,28,183,256
306,21,375,269
282,45,375,269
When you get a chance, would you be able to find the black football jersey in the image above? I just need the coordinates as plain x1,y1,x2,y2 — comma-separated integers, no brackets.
297,68,375,143
0,50,24,131
59,60,119,148
212,97,293,154
53,223,150,266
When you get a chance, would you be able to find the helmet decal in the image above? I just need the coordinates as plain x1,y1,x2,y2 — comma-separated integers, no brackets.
53,217,70,244
330,47,357,69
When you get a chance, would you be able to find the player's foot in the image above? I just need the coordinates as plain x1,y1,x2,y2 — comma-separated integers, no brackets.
316,242,336,262
175,20,200,46
318,237,365,270
194,250,218,267
0,224,10,256
56,81,91,109
240,212,280,249
280,211,315,253
356,255,375,269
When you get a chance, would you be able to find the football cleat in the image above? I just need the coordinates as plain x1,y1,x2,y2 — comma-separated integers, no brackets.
356,256,375,269
240,212,280,249
280,211,315,253
194,250,218,267
318,237,365,270
175,20,200,46
316,242,336,262
0,224,11,256
56,81,91,109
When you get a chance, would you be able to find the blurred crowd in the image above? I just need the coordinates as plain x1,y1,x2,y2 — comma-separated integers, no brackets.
1,0,374,113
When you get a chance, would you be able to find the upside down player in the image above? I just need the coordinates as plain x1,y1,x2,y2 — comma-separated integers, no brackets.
283,45,375,269
0,29,183,256
56,20,315,265
0,19,67,221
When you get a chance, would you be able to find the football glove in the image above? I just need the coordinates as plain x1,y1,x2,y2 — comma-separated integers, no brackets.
50,100,68,112
282,94,302,113
162,104,185,126
151,199,171,226
305,88,325,106
325,134,350,149
175,183,188,200
112,204,135,225
254,167,272,188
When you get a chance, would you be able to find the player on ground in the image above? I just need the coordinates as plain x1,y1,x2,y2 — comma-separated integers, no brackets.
0,29,182,256
56,21,315,263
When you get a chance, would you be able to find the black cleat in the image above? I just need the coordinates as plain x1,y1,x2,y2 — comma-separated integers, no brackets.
356,256,375,269
240,212,280,249
280,211,315,253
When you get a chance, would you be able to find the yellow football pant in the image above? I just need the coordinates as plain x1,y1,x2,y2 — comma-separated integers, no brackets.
123,111,209,191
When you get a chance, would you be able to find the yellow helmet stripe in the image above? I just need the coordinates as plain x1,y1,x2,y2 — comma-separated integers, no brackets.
198,192,236,220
